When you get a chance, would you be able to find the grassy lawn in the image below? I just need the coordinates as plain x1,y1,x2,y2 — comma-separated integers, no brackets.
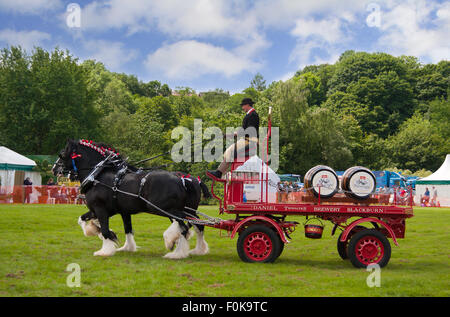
0,204,448,297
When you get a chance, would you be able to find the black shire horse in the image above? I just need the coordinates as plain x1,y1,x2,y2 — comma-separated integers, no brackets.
53,139,210,258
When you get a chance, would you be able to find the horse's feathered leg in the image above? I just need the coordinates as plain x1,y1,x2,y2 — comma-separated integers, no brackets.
116,213,138,252
93,209,117,257
189,224,209,255
163,219,180,250
78,210,101,237
163,219,190,259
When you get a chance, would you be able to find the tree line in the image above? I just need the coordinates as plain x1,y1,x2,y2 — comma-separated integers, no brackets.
0,46,448,179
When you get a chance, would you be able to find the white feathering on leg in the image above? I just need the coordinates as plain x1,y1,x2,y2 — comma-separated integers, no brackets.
93,238,116,256
163,234,190,259
189,226,209,255
116,233,138,252
163,222,181,250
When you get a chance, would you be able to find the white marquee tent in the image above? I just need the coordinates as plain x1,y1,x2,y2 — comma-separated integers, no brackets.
415,154,450,207
0,146,41,193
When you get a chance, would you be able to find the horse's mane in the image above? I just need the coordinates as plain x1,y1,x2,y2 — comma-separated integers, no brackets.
77,139,121,159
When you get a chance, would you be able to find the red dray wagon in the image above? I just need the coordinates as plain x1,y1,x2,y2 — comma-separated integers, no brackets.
202,108,414,268
205,162,413,268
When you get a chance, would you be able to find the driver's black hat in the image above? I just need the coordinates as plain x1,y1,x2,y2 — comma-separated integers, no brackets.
240,98,255,106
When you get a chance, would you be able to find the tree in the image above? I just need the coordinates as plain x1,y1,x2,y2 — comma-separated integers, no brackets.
386,115,447,172
295,63,336,105
428,98,450,140
200,89,230,108
250,72,266,91
273,79,353,174
0,46,100,154
346,71,415,137
327,51,408,95
99,77,137,115
293,72,322,106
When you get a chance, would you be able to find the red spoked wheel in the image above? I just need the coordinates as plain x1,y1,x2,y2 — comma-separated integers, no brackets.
337,225,366,260
237,225,281,263
347,229,391,268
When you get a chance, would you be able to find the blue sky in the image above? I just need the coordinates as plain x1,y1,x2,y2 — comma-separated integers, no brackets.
0,0,448,94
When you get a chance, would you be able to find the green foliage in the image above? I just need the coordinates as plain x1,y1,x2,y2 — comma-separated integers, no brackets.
273,79,353,174
428,98,450,139
293,72,323,106
200,89,230,108
385,115,448,171
0,46,448,175
32,158,54,184
250,72,266,91
0,46,100,154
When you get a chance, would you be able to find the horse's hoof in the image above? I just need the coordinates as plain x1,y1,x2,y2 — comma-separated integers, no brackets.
188,248,209,256
93,239,116,256
93,250,115,256
163,252,188,259
116,245,138,252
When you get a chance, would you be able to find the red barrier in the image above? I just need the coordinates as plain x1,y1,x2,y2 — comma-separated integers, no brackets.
0,185,84,204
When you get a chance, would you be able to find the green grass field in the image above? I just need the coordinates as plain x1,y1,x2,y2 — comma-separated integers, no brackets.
0,204,448,297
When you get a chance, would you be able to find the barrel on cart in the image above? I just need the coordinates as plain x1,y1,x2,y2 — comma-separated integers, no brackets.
341,166,377,200
303,165,339,199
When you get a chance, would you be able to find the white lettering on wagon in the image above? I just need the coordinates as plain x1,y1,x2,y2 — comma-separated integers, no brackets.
347,207,384,213
284,206,307,212
251,205,276,211
313,207,341,212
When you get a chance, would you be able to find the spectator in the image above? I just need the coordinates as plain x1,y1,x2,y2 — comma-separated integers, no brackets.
47,178,56,186
23,177,33,204
431,186,438,206
421,187,430,205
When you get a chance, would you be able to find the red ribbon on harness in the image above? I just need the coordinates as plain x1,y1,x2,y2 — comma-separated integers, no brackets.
71,153,82,159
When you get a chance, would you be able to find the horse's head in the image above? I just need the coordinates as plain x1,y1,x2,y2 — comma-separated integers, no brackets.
52,139,77,179
53,139,121,181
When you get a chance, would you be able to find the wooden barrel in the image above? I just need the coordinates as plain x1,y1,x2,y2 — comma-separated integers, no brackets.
341,166,376,200
303,165,339,199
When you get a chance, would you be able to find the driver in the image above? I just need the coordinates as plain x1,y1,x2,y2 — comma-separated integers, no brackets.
208,98,259,178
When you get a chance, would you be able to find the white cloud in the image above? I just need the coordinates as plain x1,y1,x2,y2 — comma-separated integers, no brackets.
0,0,62,14
81,40,138,71
0,29,51,51
291,17,344,44
78,0,267,78
145,40,261,79
80,0,259,40
288,15,349,71
253,0,363,29
377,0,450,63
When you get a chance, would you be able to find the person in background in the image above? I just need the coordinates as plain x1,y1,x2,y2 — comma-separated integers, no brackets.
422,187,430,205
23,177,33,203
431,186,438,206
47,178,56,186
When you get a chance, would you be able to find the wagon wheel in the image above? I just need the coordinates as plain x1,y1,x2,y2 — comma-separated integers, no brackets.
337,225,366,260
274,234,284,260
237,225,282,263
347,229,391,268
